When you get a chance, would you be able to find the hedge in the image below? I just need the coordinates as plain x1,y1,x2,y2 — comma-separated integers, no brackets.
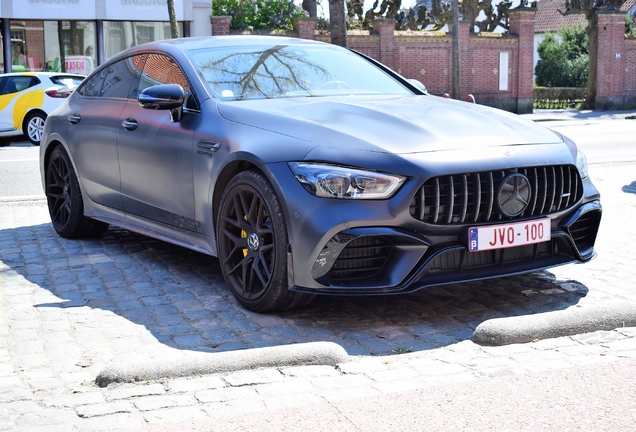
533,87,586,109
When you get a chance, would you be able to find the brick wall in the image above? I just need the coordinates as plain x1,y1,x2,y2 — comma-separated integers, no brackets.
625,39,636,107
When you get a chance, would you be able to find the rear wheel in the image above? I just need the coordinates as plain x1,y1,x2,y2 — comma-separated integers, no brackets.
45,145,109,238
217,170,314,312
24,111,46,146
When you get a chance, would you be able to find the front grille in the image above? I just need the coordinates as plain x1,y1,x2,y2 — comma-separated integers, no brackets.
410,165,583,225
330,236,392,282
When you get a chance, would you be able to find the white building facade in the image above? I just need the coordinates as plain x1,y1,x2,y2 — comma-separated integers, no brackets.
1,0,212,74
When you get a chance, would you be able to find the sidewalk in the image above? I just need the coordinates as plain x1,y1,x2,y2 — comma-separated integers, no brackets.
522,108,636,122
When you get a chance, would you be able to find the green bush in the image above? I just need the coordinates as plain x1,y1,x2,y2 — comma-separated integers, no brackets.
535,24,588,88
533,87,586,109
213,0,309,31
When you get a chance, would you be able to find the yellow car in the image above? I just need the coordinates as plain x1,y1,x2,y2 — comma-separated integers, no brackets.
0,72,84,146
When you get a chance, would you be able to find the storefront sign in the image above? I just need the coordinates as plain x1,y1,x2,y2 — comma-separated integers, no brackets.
108,0,183,20
121,0,167,4
13,0,95,19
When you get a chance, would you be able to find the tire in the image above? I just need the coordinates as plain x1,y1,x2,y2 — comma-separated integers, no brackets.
217,170,314,313
45,145,109,238
24,111,46,146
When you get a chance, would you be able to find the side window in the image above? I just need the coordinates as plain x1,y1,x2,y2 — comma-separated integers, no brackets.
78,54,147,99
2,76,37,94
139,53,198,110
102,55,147,99
79,67,108,97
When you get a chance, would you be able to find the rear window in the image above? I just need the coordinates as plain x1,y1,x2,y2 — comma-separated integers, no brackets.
50,75,84,88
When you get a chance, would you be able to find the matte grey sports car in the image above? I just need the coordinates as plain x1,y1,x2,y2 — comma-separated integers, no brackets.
40,36,601,312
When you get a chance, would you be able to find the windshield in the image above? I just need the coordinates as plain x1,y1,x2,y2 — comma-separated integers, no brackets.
190,44,413,101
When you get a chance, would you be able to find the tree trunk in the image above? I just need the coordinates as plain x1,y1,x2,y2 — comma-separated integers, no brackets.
168,0,180,39
330,0,347,47
303,0,317,17
582,12,597,109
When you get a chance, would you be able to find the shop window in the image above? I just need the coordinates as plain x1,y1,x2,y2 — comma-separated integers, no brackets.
42,21,97,75
136,25,155,45
104,21,184,61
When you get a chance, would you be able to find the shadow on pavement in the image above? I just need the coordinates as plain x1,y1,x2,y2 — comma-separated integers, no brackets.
0,222,588,356
622,181,636,195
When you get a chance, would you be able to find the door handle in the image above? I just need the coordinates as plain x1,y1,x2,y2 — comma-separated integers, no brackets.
122,118,138,131
197,140,221,152
67,114,81,124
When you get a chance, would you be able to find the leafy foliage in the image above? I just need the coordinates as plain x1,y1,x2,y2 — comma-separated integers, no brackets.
213,0,308,31
535,24,588,88
627,15,636,37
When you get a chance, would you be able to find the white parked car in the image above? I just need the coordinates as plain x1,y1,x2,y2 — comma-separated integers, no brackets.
0,72,84,145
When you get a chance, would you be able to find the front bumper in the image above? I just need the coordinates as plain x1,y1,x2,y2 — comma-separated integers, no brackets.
266,162,602,296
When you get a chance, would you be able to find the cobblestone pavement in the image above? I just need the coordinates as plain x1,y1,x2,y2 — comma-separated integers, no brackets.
0,161,635,431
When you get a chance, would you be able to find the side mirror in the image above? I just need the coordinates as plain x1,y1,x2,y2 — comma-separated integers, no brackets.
138,84,185,122
407,79,427,94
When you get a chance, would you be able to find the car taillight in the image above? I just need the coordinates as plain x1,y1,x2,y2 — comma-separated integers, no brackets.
45,89,72,98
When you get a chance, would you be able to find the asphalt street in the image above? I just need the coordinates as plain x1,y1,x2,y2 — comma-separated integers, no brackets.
0,110,635,430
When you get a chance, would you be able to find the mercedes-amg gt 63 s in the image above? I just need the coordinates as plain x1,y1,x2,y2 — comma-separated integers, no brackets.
40,36,601,312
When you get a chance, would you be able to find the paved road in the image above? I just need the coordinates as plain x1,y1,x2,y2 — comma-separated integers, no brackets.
0,117,635,430
0,140,41,201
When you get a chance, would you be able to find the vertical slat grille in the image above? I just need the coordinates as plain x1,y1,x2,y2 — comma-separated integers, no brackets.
410,165,583,225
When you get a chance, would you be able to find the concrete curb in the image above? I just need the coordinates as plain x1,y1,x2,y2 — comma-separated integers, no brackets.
473,301,636,346
95,341,350,387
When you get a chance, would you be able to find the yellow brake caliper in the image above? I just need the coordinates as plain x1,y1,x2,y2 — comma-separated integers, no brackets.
241,215,248,257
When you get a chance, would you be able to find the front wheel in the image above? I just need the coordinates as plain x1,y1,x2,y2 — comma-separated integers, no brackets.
45,145,109,238
24,111,46,146
217,170,314,312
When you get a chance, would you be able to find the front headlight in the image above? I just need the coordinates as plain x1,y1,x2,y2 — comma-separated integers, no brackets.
576,149,588,179
288,163,406,199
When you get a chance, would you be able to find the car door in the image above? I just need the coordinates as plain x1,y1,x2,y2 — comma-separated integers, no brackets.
0,75,36,132
117,53,199,231
0,77,12,131
66,55,147,210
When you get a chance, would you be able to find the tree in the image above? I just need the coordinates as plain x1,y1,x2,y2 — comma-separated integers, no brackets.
560,0,626,108
168,0,180,38
330,0,347,47
535,24,588,87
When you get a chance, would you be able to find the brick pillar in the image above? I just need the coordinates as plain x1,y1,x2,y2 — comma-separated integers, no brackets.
210,16,232,36
596,11,626,110
372,19,395,70
458,20,471,100
293,17,317,40
508,7,536,114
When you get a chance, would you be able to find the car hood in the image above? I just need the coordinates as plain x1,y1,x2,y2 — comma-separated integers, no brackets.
216,95,562,154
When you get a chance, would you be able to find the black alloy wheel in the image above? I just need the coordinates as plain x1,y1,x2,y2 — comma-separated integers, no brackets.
217,170,313,312
45,146,108,238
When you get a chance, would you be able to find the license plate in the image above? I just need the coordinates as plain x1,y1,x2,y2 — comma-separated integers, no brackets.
468,218,551,252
